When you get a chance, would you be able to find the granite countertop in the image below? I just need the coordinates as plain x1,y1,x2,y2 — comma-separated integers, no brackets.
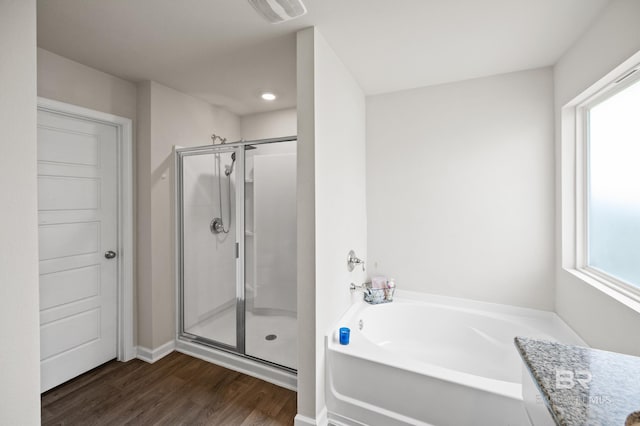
515,337,640,426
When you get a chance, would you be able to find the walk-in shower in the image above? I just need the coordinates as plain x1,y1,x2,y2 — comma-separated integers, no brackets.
175,136,297,381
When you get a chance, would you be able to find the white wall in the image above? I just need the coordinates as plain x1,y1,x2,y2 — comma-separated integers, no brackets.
313,28,367,417
37,48,137,121
296,27,368,424
554,0,640,356
136,81,240,349
296,28,317,424
241,108,297,141
0,0,40,423
367,68,555,311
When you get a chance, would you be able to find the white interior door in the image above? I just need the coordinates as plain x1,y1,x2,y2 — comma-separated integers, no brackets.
37,109,118,393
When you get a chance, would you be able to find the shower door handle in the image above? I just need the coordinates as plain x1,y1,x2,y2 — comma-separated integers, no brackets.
105,250,117,260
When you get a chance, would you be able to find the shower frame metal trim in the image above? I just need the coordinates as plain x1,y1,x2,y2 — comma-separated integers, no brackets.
174,136,297,372
175,145,244,354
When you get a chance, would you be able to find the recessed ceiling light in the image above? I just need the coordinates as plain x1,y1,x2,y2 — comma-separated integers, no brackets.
261,92,276,101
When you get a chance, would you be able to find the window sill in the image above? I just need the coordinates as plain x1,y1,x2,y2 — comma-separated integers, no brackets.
564,267,640,314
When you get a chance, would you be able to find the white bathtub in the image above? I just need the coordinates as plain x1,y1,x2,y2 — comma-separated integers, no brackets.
326,291,584,426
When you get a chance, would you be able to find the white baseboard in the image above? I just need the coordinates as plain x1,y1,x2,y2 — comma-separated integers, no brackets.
326,411,367,426
294,414,317,426
136,340,176,363
295,407,328,426
318,407,328,426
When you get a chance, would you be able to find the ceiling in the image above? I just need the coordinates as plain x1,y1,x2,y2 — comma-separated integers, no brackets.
37,0,611,116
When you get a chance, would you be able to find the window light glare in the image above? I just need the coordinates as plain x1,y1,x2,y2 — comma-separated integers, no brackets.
261,92,276,101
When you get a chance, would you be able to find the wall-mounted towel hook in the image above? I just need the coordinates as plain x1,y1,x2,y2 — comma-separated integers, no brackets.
347,250,365,272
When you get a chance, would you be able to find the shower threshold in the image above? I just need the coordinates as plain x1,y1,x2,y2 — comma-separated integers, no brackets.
176,335,297,391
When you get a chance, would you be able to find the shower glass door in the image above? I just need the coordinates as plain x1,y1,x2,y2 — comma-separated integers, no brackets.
176,137,297,372
177,145,244,352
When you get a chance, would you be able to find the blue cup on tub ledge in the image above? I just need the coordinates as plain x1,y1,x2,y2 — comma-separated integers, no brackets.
339,327,350,345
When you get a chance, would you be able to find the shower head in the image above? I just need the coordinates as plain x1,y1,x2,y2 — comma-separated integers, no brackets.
225,146,256,176
225,153,236,176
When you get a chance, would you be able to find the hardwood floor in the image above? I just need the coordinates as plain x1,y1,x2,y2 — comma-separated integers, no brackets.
41,352,297,425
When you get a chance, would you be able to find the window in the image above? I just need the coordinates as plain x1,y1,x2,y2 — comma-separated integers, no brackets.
578,70,640,294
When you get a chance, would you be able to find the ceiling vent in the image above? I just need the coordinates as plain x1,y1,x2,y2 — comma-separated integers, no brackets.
248,0,307,24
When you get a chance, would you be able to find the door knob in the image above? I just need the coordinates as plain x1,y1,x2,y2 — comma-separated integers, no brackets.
105,250,117,259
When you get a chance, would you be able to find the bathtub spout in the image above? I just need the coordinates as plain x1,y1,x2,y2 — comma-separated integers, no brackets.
350,282,375,300
350,282,365,292
351,281,395,304
350,282,373,292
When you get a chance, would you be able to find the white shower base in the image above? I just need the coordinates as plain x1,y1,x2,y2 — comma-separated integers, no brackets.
185,307,297,370
246,312,297,370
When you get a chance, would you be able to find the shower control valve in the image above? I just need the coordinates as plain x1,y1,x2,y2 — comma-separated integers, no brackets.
347,250,365,272
210,218,225,234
